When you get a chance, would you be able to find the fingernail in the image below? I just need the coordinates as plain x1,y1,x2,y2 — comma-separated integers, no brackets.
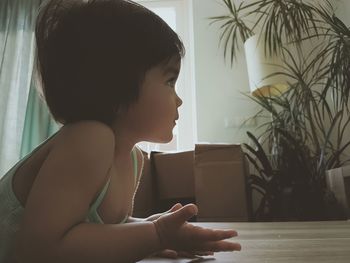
192,206,198,215
185,204,196,214
189,207,196,215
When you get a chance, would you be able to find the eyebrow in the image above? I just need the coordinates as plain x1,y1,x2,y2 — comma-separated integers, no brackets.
163,66,180,76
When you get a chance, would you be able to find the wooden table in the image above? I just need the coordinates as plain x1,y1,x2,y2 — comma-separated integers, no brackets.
139,220,350,263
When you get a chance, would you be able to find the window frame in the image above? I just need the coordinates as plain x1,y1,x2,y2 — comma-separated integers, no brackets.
135,0,197,152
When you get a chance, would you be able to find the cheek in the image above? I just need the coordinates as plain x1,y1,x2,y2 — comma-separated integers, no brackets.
129,97,161,125
143,92,173,117
145,105,170,128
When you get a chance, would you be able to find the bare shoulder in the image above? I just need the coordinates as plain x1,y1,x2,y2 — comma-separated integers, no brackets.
17,121,116,250
50,120,116,191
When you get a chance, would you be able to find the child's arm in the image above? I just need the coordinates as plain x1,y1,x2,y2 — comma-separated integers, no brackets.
15,122,161,263
15,122,240,263
127,203,183,223
127,203,201,259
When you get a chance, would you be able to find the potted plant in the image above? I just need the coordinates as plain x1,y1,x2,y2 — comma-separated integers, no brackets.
210,0,350,221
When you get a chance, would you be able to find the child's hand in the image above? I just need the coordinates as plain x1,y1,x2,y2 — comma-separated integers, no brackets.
145,203,183,221
152,204,241,255
148,203,199,258
148,204,214,259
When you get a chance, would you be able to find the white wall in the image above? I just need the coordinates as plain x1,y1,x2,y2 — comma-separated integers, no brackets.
335,0,350,25
192,0,260,144
191,0,350,146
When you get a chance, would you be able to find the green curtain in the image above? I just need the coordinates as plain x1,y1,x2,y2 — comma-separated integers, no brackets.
20,76,60,158
0,0,59,176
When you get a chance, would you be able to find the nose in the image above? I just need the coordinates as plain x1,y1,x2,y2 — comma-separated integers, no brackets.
176,93,183,108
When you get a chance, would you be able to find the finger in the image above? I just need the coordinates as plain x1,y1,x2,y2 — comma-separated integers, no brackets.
177,250,214,258
196,240,241,252
156,203,183,218
146,212,163,221
151,203,183,221
169,203,183,212
211,229,238,241
193,251,214,256
176,251,197,258
155,249,178,258
191,227,238,242
170,204,198,226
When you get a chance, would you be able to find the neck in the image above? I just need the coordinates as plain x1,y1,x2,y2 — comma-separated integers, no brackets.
110,118,138,160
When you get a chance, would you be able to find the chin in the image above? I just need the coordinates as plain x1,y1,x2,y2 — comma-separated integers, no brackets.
159,135,173,144
151,133,173,144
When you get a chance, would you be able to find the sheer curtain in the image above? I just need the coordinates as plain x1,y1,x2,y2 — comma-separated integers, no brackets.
20,76,60,159
0,0,44,176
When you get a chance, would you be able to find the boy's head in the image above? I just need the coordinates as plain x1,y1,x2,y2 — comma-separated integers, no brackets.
35,0,185,125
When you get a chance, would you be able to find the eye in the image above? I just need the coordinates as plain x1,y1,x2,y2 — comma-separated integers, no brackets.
167,77,177,88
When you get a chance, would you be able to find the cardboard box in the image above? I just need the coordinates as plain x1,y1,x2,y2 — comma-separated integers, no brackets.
132,150,156,218
133,145,251,222
152,151,195,199
194,144,250,222
151,151,196,217
326,166,350,218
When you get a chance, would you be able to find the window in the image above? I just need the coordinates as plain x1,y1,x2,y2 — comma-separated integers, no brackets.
135,0,197,152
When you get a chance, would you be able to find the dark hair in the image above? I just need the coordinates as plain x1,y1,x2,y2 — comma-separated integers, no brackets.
35,0,185,125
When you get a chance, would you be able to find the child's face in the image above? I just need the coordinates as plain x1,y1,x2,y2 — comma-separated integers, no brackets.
124,55,183,143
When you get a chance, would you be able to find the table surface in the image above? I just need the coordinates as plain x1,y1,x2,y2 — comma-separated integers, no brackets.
138,220,350,263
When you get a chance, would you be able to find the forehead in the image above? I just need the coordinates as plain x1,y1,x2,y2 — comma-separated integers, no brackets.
141,55,181,83
159,55,181,74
